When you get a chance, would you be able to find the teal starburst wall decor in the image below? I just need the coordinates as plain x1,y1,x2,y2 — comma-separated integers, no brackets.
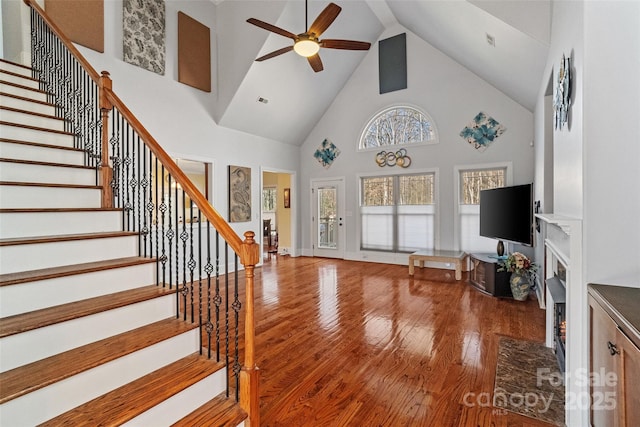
460,112,506,152
314,139,341,169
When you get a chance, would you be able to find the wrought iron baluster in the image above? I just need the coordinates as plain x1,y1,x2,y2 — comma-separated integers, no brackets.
233,255,241,401
225,242,230,397
204,221,214,359
214,231,221,362
180,191,188,321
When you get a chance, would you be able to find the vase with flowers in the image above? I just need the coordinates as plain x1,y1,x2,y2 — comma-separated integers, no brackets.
499,252,538,301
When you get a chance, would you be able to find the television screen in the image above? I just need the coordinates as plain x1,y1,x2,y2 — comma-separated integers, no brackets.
479,183,533,246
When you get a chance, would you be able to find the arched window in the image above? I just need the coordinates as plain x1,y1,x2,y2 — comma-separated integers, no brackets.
359,106,437,150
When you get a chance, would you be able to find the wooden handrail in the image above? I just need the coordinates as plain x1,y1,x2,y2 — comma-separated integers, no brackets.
22,0,246,258
23,0,260,423
103,89,245,255
23,0,100,84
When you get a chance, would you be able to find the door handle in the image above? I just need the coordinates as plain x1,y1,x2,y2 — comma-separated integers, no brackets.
339,217,343,226
607,341,620,356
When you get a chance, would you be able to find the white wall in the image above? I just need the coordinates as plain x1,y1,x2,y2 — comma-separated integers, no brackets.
583,1,640,287
299,26,535,260
68,0,302,250
533,2,640,426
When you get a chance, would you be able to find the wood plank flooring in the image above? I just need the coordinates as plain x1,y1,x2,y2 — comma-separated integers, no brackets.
251,255,553,427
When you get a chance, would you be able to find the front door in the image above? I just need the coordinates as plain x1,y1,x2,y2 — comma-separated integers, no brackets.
312,178,345,259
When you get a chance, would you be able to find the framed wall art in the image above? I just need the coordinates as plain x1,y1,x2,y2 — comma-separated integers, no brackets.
123,0,166,75
283,188,290,209
228,165,251,222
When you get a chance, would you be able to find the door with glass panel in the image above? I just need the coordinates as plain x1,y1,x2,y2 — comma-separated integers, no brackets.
312,179,345,259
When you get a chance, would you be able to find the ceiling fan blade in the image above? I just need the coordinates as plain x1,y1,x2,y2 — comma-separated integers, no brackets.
308,3,341,38
255,46,294,61
321,39,371,50
247,18,296,40
307,54,324,72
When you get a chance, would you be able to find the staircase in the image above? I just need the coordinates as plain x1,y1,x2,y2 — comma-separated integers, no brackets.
0,22,257,426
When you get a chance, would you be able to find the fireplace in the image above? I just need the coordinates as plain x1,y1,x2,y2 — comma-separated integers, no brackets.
536,213,584,425
547,276,566,371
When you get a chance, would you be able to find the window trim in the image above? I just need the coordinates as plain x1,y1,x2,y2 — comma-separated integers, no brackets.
357,167,440,254
358,104,439,152
452,162,513,252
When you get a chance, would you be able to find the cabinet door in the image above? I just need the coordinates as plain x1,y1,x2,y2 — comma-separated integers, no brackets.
589,296,619,427
618,330,640,427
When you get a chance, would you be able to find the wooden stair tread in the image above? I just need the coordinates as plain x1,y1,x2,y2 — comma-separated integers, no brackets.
0,137,84,152
0,230,138,247
0,256,153,286
0,207,121,213
0,317,198,404
0,157,93,170
0,120,74,136
0,91,55,107
39,353,225,426
0,80,49,95
172,393,247,427
0,105,66,121
0,69,39,83
0,58,33,71
0,284,175,338
0,181,101,189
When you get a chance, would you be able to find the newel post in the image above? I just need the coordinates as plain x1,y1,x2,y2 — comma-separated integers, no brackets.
239,231,260,426
99,71,114,208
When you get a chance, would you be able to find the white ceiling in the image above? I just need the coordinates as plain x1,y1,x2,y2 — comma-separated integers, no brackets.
217,0,550,146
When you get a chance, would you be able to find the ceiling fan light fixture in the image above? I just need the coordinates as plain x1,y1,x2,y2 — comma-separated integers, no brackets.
293,39,320,57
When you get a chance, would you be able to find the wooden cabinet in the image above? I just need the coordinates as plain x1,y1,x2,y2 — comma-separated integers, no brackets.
589,285,640,427
469,253,511,297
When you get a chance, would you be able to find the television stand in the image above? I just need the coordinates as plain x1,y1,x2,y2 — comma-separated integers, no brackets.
469,253,512,297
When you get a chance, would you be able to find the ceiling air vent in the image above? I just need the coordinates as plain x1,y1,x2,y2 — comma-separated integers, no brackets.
486,33,495,47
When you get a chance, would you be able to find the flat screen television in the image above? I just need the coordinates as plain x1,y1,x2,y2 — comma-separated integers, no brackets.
479,183,534,248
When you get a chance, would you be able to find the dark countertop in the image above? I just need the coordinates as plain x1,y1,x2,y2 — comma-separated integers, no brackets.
589,284,640,349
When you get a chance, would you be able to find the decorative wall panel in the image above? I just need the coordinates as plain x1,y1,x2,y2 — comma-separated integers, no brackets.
178,12,211,92
228,165,251,223
45,0,104,52
123,0,165,75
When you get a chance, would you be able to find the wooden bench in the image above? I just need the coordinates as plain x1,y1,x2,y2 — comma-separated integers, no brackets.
408,250,467,280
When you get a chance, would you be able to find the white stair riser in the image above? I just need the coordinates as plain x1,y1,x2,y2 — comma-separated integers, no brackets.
0,95,56,116
0,162,95,186
0,73,39,90
0,141,84,164
0,82,47,103
0,294,176,372
0,235,139,274
0,123,74,147
0,263,156,317
0,185,101,209
0,108,65,131
0,62,33,78
123,369,227,427
0,210,122,239
0,329,199,427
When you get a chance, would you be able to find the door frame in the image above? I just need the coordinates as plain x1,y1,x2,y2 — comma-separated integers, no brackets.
310,177,346,259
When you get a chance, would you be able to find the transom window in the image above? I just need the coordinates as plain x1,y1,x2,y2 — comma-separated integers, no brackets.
359,106,437,150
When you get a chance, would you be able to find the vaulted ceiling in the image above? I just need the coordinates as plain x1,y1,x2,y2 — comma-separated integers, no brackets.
216,0,550,146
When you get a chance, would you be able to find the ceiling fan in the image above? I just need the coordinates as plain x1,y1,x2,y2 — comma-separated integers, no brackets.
246,1,371,72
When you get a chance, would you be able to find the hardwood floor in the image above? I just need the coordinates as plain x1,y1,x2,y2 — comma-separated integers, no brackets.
251,255,554,427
